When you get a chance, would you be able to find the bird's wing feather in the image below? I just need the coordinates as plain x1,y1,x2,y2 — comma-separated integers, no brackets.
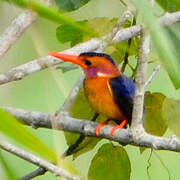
109,75,135,123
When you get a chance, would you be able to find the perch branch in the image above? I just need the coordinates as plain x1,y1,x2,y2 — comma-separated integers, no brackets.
3,107,180,153
0,140,80,180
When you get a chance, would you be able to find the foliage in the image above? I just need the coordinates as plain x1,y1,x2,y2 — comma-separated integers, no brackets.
6,0,95,35
88,143,131,180
0,151,16,180
55,0,90,11
144,92,167,136
163,98,180,138
132,0,180,89
56,17,116,46
156,0,180,12
0,109,56,161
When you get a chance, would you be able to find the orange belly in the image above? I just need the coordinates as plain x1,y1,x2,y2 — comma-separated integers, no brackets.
84,77,125,121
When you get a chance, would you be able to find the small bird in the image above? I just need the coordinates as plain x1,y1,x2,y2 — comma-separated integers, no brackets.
48,52,135,137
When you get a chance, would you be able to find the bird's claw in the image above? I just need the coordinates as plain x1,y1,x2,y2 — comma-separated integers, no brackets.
109,119,127,137
95,119,110,136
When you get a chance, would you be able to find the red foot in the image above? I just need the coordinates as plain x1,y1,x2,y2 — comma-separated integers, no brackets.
109,119,127,137
96,119,111,136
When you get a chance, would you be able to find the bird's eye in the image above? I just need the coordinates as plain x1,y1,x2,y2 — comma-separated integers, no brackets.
84,59,92,66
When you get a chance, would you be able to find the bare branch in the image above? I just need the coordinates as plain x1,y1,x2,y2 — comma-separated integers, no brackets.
131,30,150,138
0,0,53,60
158,11,180,27
0,10,37,60
105,8,133,42
3,107,180,153
145,65,161,88
113,11,180,43
0,140,80,180
0,56,62,85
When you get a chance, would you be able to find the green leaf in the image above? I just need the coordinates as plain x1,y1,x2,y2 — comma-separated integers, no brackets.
156,0,180,12
165,24,180,61
132,0,180,89
144,92,167,136
88,143,131,180
56,17,117,46
56,21,86,46
7,0,95,36
0,109,56,161
55,0,90,11
0,151,16,180
0,109,79,175
70,88,94,119
162,98,180,138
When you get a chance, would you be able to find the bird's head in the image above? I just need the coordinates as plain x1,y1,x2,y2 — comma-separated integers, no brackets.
48,52,121,78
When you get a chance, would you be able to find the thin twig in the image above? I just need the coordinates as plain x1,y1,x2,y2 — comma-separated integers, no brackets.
145,65,161,88
121,17,136,72
0,140,80,180
105,8,133,42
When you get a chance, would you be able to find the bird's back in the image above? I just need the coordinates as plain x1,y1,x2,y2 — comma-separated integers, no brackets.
109,75,135,124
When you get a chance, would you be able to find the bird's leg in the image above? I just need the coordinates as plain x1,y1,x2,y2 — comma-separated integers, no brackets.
109,119,128,137
96,119,111,136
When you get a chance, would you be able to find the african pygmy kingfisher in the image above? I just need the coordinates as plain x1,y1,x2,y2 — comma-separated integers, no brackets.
48,52,135,137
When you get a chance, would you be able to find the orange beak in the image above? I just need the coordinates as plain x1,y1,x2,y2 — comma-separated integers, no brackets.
48,52,87,68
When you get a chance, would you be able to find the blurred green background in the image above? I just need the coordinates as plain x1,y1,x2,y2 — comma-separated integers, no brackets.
0,0,180,179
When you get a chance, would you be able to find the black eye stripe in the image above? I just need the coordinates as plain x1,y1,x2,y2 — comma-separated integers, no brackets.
84,59,92,66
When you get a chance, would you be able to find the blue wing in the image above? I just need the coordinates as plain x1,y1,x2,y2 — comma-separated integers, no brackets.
110,75,135,123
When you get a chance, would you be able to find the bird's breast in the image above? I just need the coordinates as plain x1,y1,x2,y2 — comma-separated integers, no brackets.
83,77,125,121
